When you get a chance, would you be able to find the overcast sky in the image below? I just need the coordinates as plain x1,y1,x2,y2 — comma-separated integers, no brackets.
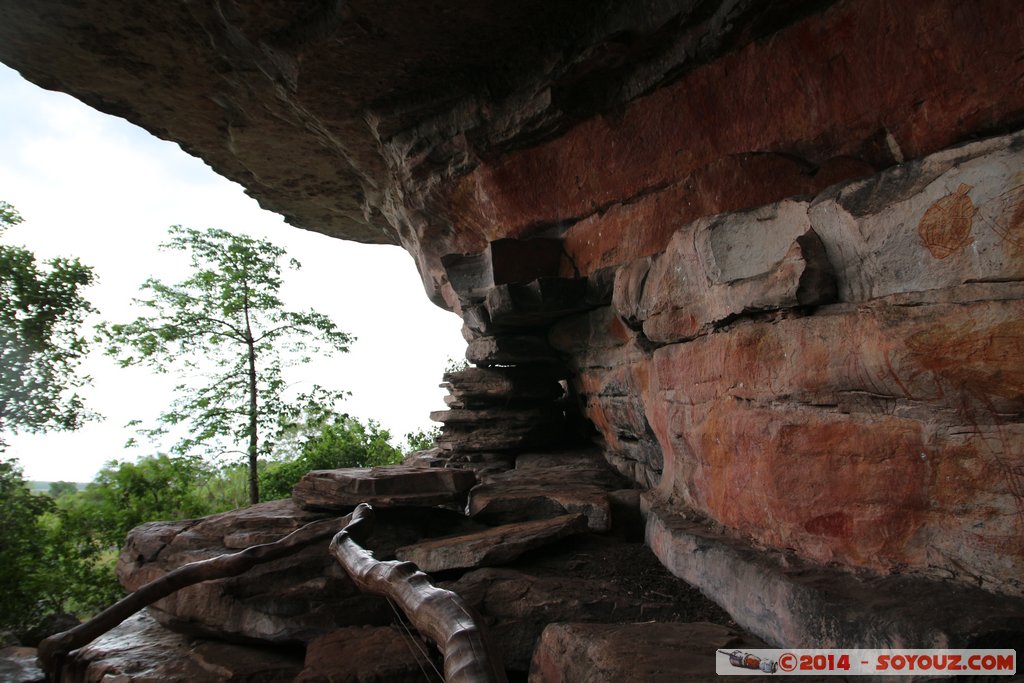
0,64,467,482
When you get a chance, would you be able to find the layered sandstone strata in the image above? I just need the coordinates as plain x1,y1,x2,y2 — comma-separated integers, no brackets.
1,0,1022,658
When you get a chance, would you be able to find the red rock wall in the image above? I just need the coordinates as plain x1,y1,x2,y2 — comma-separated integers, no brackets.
449,0,1024,598
441,0,1024,273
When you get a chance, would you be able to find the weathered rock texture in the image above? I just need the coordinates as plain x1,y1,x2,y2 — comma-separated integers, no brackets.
294,626,431,683
292,465,477,510
116,499,390,644
3,0,1023,663
395,514,589,573
57,613,302,683
529,622,764,683
108,452,734,680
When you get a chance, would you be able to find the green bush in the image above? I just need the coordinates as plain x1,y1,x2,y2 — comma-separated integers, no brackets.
260,416,402,500
0,459,118,633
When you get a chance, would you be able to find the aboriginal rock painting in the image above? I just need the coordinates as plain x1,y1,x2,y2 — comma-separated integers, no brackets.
918,183,975,259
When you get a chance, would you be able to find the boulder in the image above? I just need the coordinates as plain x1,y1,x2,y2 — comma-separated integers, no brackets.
117,499,390,644
612,200,837,344
0,646,44,683
529,622,764,683
292,465,477,511
57,612,302,683
396,514,589,572
294,626,431,683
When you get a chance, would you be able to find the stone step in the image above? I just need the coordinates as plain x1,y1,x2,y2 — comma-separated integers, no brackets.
442,534,735,673
485,277,591,327
296,626,431,683
292,465,477,511
441,366,564,405
395,513,589,573
436,423,565,452
468,456,629,531
430,406,562,427
466,335,561,366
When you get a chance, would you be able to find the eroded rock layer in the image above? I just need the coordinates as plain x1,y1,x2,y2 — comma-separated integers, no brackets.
2,0,1023,663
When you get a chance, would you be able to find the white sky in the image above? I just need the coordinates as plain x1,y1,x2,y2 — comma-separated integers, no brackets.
0,64,467,482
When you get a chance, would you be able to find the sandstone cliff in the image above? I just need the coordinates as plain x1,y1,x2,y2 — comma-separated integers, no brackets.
1,0,1022,676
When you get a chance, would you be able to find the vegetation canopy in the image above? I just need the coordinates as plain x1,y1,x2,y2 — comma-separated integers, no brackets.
0,201,96,448
99,226,353,504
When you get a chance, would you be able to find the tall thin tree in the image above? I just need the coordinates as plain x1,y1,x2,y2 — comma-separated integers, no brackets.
101,226,352,504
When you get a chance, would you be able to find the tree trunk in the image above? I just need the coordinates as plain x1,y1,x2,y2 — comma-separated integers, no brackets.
244,286,259,505
247,337,259,504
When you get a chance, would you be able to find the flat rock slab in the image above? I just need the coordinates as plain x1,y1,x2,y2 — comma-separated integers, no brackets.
59,612,302,683
466,335,561,366
469,454,629,531
437,422,565,452
469,484,611,531
396,513,589,572
295,626,430,683
430,406,561,426
529,622,764,682
292,465,477,510
442,367,564,406
644,496,1024,649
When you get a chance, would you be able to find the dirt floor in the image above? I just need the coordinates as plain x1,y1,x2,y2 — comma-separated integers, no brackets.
509,532,736,626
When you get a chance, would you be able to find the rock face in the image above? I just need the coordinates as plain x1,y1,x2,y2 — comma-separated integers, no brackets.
57,613,303,683
117,499,391,643
3,0,1024,667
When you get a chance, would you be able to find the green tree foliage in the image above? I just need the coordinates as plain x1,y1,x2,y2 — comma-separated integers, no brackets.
99,226,353,504
260,416,402,500
0,201,96,448
403,426,440,453
47,480,78,499
0,458,57,632
67,455,214,547
0,459,115,634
